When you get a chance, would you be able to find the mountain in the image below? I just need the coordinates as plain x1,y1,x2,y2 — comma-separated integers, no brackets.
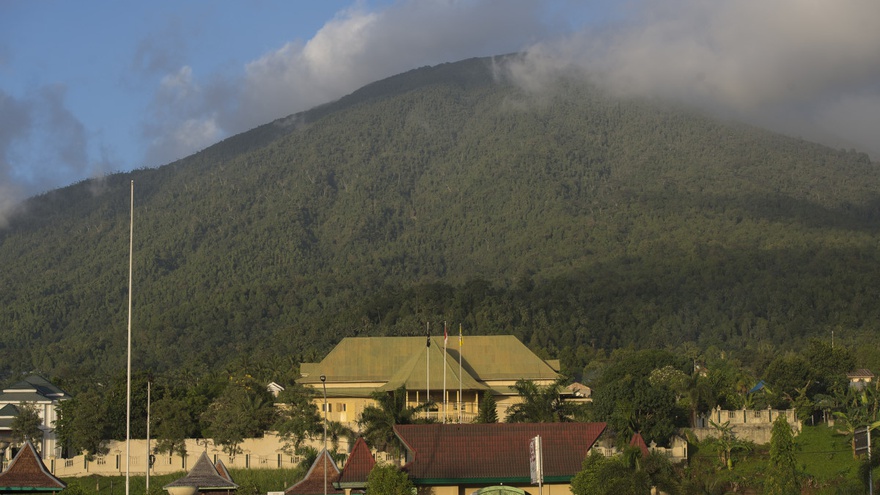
2,55,879,387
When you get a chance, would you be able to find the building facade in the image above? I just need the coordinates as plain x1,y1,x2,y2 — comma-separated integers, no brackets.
297,335,562,427
0,375,71,460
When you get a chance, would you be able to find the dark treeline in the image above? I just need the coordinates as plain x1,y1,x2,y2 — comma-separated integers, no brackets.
1,55,879,389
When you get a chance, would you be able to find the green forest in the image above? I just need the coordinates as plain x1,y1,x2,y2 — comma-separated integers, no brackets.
1,55,880,392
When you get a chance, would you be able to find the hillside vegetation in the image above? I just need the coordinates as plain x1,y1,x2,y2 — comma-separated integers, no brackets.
2,55,879,389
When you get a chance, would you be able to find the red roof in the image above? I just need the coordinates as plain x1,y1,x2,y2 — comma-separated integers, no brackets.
0,441,66,492
214,460,233,483
285,450,343,495
336,438,375,488
394,422,606,483
629,433,650,458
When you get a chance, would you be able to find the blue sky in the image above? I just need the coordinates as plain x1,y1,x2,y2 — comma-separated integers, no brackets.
2,1,880,223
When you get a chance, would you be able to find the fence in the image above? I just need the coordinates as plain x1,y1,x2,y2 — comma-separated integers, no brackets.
48,434,348,478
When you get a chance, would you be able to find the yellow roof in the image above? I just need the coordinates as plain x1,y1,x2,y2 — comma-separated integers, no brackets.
298,335,558,390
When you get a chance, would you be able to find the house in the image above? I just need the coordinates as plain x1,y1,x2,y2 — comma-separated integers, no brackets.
589,433,688,464
847,369,875,390
284,450,342,495
163,451,238,495
564,382,592,403
388,422,607,494
0,441,65,493
692,407,801,444
267,382,285,398
0,375,71,459
298,335,561,426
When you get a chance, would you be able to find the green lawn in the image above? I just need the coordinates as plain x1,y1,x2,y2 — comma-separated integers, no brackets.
684,424,877,493
61,467,305,495
795,424,860,483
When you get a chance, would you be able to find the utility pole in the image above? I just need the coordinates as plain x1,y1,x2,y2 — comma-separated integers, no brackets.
320,375,327,495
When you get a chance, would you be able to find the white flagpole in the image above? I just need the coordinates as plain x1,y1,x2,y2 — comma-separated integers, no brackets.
458,323,463,424
125,180,133,495
426,322,430,411
443,321,447,423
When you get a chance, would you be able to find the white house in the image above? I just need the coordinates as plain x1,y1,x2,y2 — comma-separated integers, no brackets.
0,375,71,461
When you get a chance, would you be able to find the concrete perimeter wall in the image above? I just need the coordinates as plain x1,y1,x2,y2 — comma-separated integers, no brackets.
48,433,352,478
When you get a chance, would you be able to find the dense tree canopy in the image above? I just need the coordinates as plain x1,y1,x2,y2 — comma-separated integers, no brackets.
1,56,879,388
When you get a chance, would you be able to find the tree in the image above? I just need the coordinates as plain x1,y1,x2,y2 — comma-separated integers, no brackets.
11,402,43,448
201,374,276,457
358,386,430,460
53,389,109,460
763,353,813,408
475,393,498,423
709,420,751,470
833,384,874,459
273,383,322,454
570,450,651,495
505,378,580,423
592,377,683,447
802,339,854,396
151,395,198,457
364,463,414,495
326,420,355,451
763,414,799,495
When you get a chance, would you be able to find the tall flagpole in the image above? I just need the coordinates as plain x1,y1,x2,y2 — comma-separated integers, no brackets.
125,180,133,495
458,324,463,424
443,321,447,423
425,322,431,417
145,381,151,493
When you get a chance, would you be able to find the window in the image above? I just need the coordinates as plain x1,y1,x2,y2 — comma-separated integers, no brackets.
338,403,347,412
322,403,332,412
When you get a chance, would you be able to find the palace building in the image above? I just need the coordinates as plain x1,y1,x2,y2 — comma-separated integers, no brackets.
297,335,561,426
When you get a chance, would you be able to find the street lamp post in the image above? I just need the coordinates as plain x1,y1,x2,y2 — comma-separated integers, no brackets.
320,375,327,495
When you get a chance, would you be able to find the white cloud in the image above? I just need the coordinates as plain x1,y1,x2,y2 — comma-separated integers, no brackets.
0,86,99,224
506,0,880,156
142,0,548,162
131,0,880,175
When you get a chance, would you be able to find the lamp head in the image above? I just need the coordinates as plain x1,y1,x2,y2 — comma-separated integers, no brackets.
320,375,326,382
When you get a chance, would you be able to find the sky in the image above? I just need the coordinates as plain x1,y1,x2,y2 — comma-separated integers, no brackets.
2,0,880,224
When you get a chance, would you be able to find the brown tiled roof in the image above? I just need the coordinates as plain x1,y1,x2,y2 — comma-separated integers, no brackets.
285,450,343,495
848,369,875,379
214,460,233,483
336,438,375,488
0,441,66,491
394,422,606,484
164,452,238,490
629,433,650,458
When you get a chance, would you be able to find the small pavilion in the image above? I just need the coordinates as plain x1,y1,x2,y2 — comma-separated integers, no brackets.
163,452,238,495
0,441,66,494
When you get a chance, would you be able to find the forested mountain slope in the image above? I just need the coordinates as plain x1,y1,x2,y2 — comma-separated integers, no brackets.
2,55,879,388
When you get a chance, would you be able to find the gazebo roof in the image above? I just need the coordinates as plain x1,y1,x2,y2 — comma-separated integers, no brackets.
284,450,342,495
163,452,238,491
629,432,650,458
0,441,66,493
335,438,375,488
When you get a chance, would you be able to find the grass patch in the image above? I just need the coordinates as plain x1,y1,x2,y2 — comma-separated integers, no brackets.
795,424,859,483
61,467,306,495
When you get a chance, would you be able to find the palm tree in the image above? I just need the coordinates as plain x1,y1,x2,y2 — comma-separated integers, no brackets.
358,386,431,460
505,377,580,423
